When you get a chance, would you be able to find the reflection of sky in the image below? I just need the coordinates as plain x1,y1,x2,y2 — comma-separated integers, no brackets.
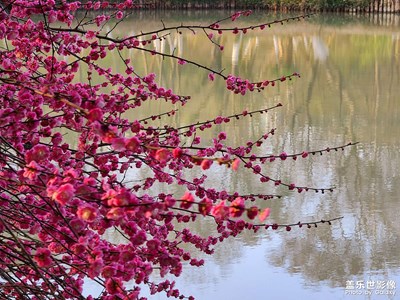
119,235,400,300
341,213,357,239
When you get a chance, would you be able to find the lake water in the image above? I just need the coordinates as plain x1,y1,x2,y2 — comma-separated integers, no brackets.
81,11,400,300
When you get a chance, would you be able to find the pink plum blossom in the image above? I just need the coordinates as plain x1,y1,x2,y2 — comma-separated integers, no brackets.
211,201,229,219
25,144,49,163
198,198,212,216
231,158,240,171
258,208,271,222
23,161,42,180
155,148,171,163
200,159,213,170
125,136,140,152
115,11,124,20
34,248,52,268
247,206,259,220
111,137,126,151
52,183,75,205
172,147,183,158
180,191,194,209
77,205,98,223
86,108,103,123
229,197,245,218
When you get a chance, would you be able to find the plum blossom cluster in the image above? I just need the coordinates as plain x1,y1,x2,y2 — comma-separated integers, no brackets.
0,1,355,299
225,73,300,95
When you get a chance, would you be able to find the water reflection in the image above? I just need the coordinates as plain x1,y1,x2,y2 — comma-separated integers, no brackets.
75,11,400,299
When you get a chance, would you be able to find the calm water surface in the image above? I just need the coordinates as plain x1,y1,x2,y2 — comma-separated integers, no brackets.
81,11,400,300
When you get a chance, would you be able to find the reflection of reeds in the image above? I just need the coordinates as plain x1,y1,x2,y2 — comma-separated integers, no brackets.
100,0,400,12
73,14,400,146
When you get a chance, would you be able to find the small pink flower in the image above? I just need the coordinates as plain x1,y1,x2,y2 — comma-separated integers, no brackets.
231,158,240,171
218,132,227,140
88,258,103,278
86,30,96,40
131,120,141,133
180,192,194,209
25,144,49,163
111,137,126,151
258,208,271,222
155,148,171,163
279,152,288,160
200,159,213,170
115,11,124,20
124,136,140,152
198,198,212,216
208,73,215,81
246,206,258,220
72,243,86,255
87,108,103,123
47,11,57,23
23,161,41,180
69,218,86,233
301,151,308,158
93,2,101,10
231,12,240,21
64,168,80,179
102,266,116,278
146,239,160,252
178,59,186,65
100,126,118,143
52,183,75,205
105,278,123,294
106,207,124,220
131,230,147,246
34,248,52,268
108,190,134,207
214,116,224,124
120,249,135,262
77,205,98,223
211,200,229,219
164,195,176,207
172,147,183,158
229,197,245,218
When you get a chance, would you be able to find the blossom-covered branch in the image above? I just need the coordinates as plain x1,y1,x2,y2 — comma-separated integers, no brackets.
0,1,356,299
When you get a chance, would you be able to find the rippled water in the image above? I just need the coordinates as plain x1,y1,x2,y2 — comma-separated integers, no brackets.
79,11,400,300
